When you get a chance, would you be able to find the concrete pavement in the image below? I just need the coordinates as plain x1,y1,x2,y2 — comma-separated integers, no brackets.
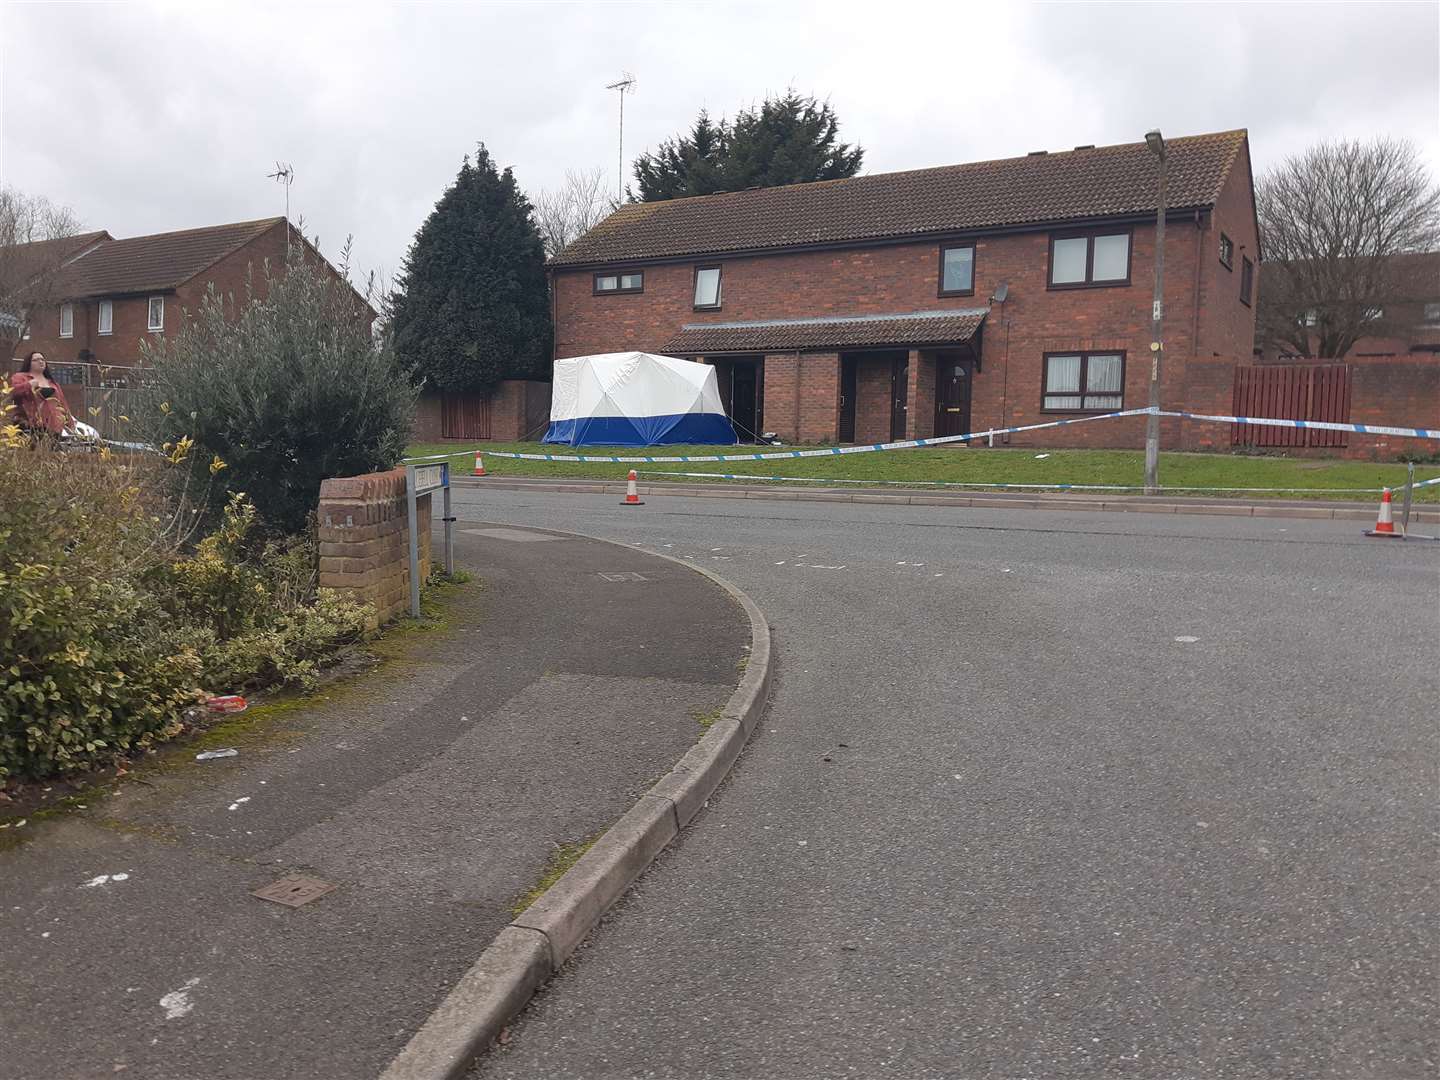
451,489,1438,1080
0,527,748,1080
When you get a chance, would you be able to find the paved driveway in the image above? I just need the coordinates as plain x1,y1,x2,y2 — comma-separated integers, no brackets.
448,489,1439,1080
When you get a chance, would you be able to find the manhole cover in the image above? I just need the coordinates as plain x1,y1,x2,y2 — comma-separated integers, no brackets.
252,874,337,908
598,572,648,582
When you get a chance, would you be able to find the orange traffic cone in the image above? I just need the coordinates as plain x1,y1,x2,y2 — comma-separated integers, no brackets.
621,469,644,506
1364,488,1402,538
473,451,486,477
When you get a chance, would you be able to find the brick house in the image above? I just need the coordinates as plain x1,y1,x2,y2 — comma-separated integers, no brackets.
11,218,369,405
549,129,1261,448
1255,252,1440,362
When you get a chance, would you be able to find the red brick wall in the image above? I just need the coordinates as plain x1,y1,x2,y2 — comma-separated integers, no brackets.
854,358,895,443
317,467,431,630
1195,138,1261,363
1175,354,1439,461
412,381,553,442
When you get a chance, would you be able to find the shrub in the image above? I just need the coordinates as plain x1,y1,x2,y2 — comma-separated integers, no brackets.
0,433,370,783
139,243,418,535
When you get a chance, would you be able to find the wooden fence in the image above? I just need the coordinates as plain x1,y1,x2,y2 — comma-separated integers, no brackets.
1232,364,1351,449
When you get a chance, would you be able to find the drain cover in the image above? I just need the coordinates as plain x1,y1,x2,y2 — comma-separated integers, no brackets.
252,874,336,908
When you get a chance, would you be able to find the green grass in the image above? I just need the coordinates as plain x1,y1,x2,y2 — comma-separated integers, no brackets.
409,441,1439,502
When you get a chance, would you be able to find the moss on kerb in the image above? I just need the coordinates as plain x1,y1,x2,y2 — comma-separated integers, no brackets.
510,834,602,917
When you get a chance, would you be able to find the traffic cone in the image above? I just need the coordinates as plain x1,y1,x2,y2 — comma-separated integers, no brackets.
473,451,486,477
620,469,644,506
1364,488,1402,538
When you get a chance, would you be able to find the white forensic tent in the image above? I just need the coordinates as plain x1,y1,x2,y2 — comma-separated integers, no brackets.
542,351,738,447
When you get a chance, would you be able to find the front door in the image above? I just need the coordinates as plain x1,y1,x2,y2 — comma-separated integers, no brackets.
838,358,858,442
934,358,972,439
731,362,759,441
890,356,909,440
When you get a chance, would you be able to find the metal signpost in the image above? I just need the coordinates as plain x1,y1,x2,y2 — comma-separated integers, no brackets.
406,461,454,618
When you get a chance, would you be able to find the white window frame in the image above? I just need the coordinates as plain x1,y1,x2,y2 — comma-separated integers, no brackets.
693,265,722,310
148,295,165,331
98,300,114,335
60,303,75,339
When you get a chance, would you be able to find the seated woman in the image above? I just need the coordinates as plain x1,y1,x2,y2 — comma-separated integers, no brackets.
8,350,76,445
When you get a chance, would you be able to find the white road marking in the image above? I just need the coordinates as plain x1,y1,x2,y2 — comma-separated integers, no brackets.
227,797,251,811
160,978,201,1020
81,873,130,888
1174,636,1200,643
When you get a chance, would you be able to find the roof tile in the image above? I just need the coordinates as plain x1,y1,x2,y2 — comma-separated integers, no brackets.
57,218,285,298
555,130,1246,266
665,309,987,353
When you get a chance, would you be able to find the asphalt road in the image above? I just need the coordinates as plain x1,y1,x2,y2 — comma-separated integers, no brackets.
447,489,1439,1080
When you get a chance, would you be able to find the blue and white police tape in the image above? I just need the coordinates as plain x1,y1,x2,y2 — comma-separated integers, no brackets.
405,408,1157,465
404,406,1440,469
1158,409,1440,440
629,473,1403,496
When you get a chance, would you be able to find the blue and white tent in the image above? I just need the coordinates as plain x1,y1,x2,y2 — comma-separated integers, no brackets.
542,351,738,447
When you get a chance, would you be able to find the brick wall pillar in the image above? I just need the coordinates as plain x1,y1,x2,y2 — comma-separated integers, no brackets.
763,352,801,442
317,467,432,631
798,351,841,443
906,349,935,439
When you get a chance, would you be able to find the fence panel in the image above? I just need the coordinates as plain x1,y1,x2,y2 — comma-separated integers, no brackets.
1232,364,1352,449
441,394,491,440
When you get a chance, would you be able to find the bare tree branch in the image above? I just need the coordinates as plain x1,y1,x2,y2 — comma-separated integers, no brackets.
0,187,85,353
531,168,614,259
1257,137,1440,359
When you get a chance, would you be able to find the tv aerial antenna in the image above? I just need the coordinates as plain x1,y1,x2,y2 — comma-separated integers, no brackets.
267,162,295,253
605,74,636,200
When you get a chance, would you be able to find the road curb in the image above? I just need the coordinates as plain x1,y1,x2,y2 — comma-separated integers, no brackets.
451,476,1440,524
379,531,773,1080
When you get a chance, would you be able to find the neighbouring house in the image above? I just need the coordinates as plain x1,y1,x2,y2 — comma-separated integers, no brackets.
7,217,372,434
548,129,1262,451
1255,253,1440,362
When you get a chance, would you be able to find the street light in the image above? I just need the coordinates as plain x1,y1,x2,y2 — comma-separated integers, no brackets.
1143,128,1167,495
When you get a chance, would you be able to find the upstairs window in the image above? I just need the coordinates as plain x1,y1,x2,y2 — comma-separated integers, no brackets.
693,265,722,309
59,303,74,338
593,271,643,295
1049,230,1131,288
98,300,113,335
1043,351,1124,412
1239,257,1253,306
1363,306,1384,322
1219,233,1233,269
148,296,165,331
1424,302,1440,324
938,244,975,296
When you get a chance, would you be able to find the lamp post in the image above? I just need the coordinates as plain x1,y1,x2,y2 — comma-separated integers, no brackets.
1144,128,1166,495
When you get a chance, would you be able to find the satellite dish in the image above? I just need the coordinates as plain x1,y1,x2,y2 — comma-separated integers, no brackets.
991,282,1009,304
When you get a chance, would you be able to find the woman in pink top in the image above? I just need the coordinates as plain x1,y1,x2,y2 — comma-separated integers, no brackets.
8,351,76,445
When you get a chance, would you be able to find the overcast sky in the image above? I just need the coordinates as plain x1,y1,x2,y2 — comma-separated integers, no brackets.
3,1,1436,284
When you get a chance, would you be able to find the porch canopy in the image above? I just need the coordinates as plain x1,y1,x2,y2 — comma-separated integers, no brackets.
542,351,738,446
665,308,988,355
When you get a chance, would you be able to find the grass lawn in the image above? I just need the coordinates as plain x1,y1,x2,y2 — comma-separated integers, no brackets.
407,440,1439,502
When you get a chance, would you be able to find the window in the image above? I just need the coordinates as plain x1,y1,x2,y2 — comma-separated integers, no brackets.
593,271,643,295
1219,233,1233,269
98,300,113,335
1363,306,1383,322
1239,257,1253,306
938,244,975,296
1425,302,1440,324
1301,309,1318,328
1048,231,1131,287
59,303,74,338
148,295,164,331
693,265,722,309
1042,351,1125,412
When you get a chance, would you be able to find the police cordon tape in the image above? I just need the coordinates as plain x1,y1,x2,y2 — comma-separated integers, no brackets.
405,406,1440,469
629,474,1409,496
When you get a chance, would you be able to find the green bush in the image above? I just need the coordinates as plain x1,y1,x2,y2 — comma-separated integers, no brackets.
0,442,370,783
139,243,418,535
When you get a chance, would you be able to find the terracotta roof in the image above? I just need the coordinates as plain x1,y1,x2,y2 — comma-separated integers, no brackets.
665,308,987,354
554,130,1248,267
57,218,285,298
